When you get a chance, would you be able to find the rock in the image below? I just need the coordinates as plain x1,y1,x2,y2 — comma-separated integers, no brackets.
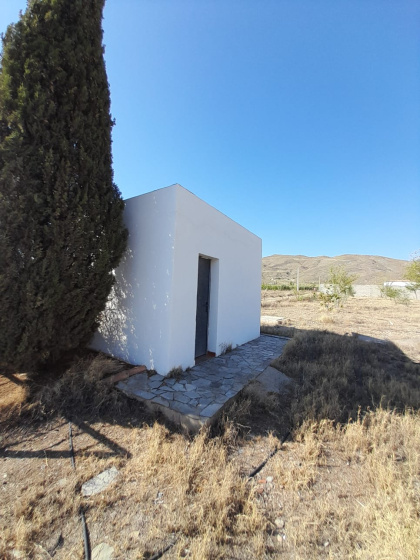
261,315,285,325
199,402,221,417
155,491,164,504
254,366,293,394
354,333,386,345
274,517,285,529
266,476,273,483
82,466,119,497
92,542,114,560
276,534,286,542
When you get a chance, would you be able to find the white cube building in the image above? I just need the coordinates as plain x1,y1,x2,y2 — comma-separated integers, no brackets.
91,184,261,375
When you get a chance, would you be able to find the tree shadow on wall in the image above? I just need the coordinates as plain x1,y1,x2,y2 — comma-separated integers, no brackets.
91,241,172,372
91,246,138,364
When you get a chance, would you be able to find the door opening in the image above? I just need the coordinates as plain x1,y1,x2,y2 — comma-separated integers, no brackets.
195,256,210,358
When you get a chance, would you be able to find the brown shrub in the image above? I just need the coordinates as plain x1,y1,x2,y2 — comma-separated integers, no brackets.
31,354,127,420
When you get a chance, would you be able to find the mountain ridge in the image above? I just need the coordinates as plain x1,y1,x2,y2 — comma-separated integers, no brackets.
262,254,409,285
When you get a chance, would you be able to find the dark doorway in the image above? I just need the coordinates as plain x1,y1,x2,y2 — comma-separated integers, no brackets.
195,257,210,358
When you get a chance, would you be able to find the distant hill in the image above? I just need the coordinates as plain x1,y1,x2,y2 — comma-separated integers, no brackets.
262,254,409,286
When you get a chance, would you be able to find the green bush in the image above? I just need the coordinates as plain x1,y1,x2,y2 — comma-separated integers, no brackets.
262,283,316,291
319,266,357,309
380,285,410,304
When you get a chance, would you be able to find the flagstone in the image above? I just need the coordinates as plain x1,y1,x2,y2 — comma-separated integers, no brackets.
116,335,289,432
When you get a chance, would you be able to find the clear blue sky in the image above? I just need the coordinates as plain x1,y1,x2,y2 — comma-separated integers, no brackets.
1,1,419,260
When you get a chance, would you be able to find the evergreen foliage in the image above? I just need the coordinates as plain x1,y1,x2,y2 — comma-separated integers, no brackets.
0,0,127,371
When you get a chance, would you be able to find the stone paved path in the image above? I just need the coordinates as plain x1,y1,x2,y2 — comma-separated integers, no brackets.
116,335,289,431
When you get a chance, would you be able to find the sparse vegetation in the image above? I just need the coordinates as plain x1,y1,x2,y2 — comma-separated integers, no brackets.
380,284,411,304
262,254,408,285
220,342,233,355
260,287,420,362
319,266,357,309
167,366,183,380
261,283,317,291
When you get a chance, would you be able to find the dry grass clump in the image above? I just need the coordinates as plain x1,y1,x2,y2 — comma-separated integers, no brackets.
14,477,81,556
30,354,127,419
272,330,420,426
108,422,267,558
0,458,82,558
268,409,420,559
3,409,418,559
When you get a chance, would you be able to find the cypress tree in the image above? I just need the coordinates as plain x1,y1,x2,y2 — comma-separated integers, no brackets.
0,0,127,371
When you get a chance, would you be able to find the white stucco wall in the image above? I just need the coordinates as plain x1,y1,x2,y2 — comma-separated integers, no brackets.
319,283,417,299
91,184,261,375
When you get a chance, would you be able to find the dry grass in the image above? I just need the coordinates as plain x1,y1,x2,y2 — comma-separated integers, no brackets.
33,354,127,418
261,289,420,362
264,409,420,559
2,407,418,559
0,354,128,426
1,293,419,558
111,424,266,558
271,330,420,426
0,419,268,559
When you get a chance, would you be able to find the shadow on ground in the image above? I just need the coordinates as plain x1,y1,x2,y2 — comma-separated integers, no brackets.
0,351,185,465
1,325,419,458
260,325,420,429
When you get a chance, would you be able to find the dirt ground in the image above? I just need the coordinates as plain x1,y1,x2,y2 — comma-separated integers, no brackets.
1,293,419,559
261,290,420,362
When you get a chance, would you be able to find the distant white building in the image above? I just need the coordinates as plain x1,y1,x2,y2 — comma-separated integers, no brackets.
91,184,261,375
384,281,411,288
